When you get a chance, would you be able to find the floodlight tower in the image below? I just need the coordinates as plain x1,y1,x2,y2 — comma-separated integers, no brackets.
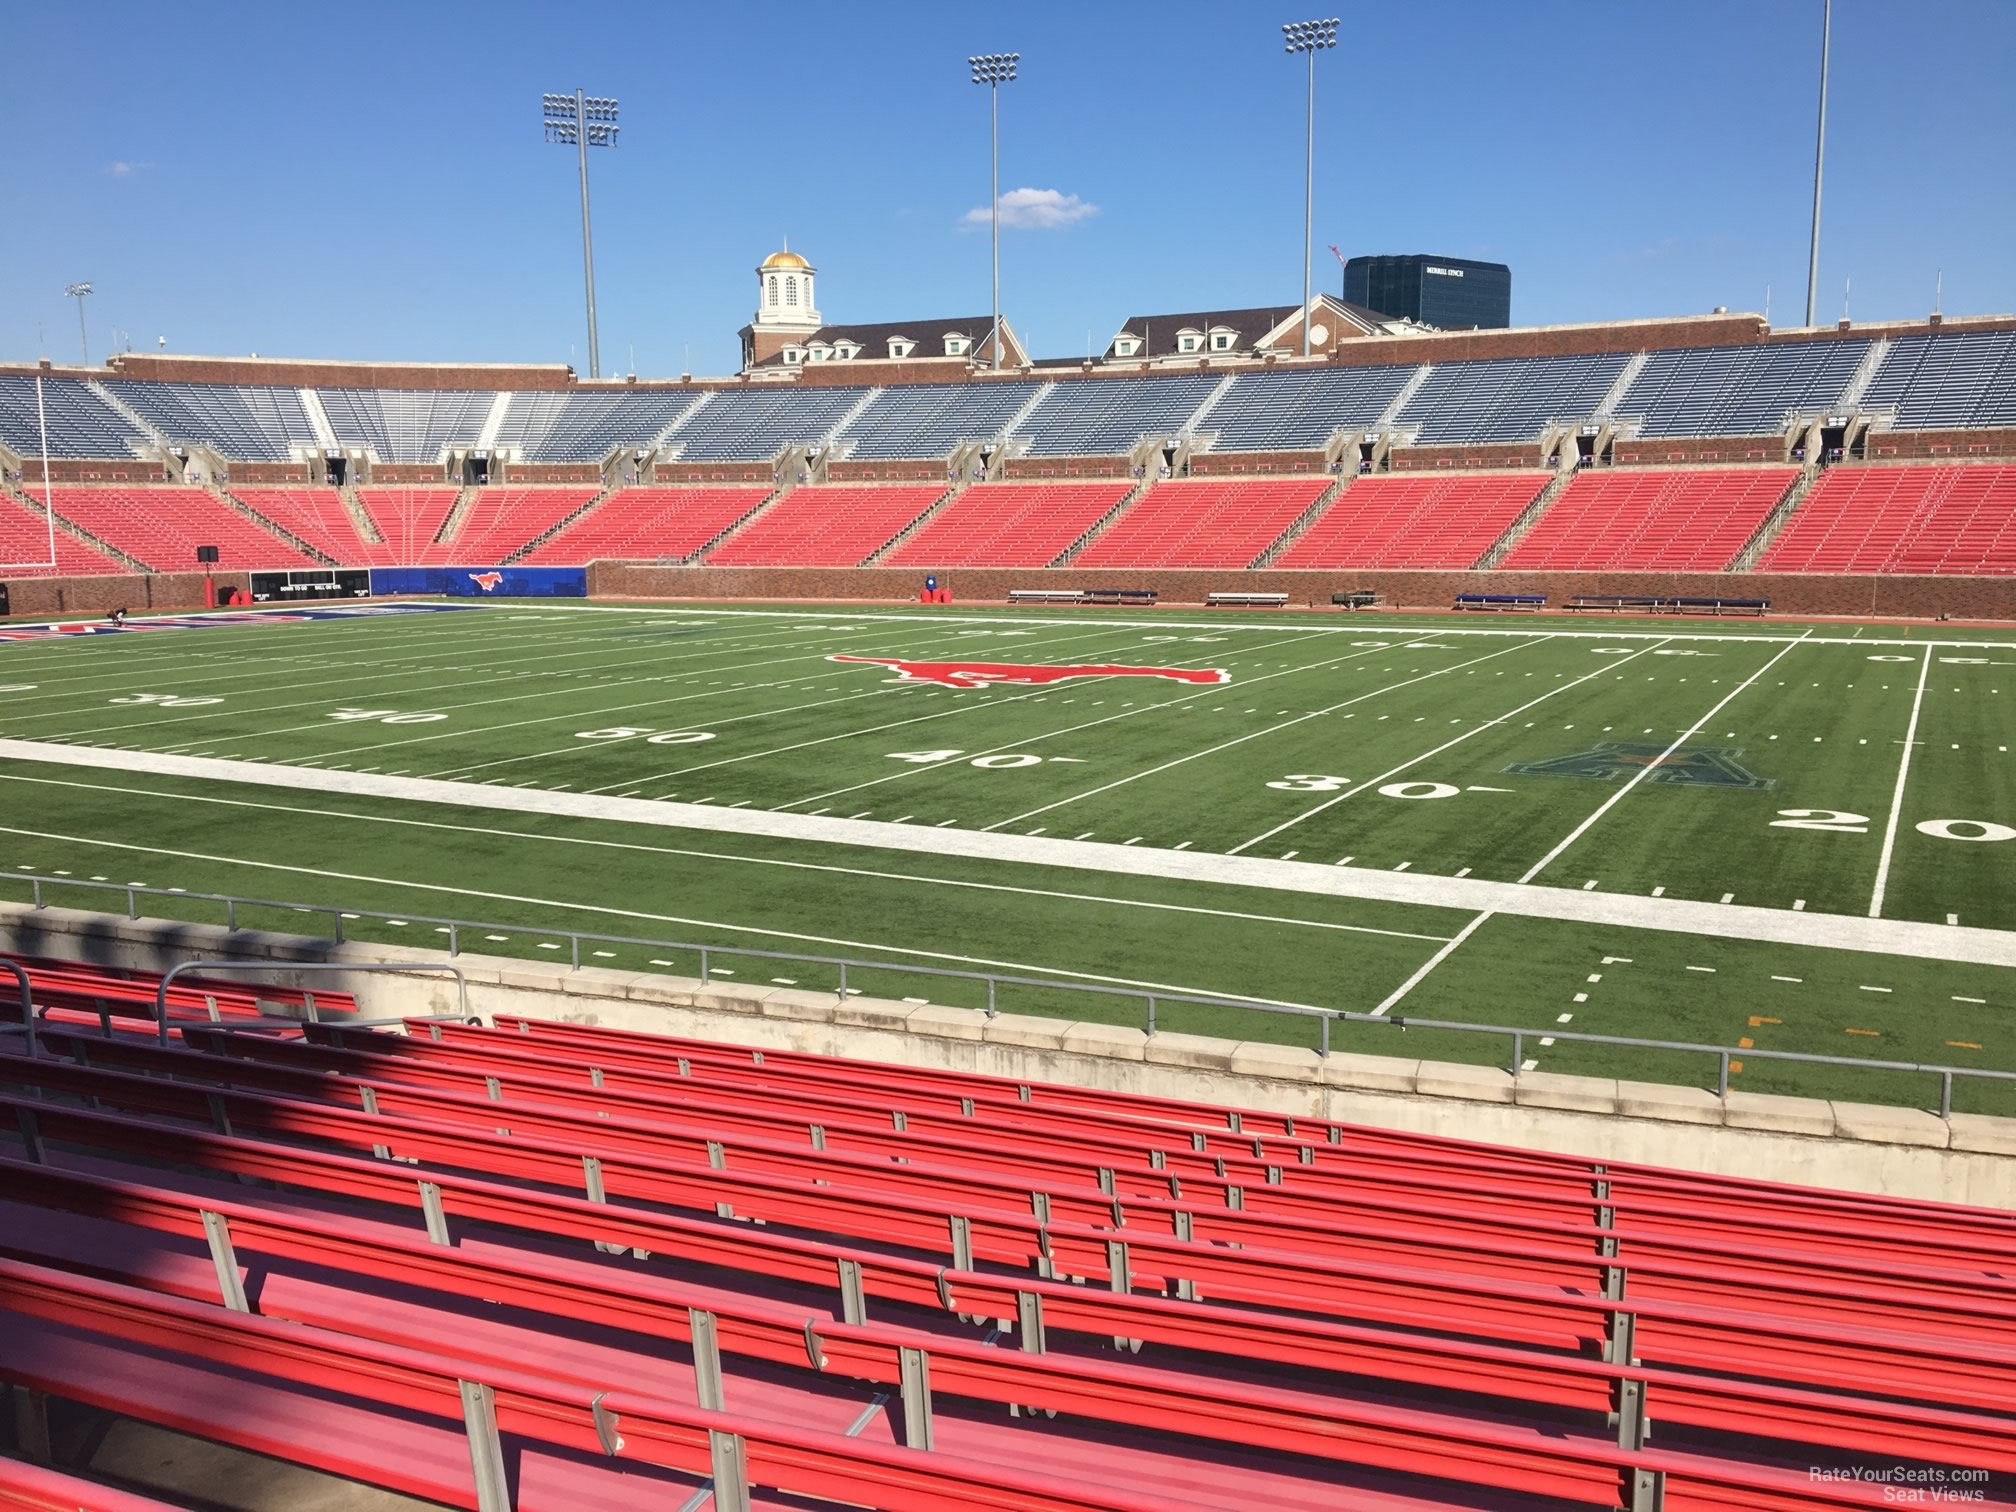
542,89,619,378
65,282,93,367
1804,0,1831,328
1282,19,1338,356
969,52,1019,370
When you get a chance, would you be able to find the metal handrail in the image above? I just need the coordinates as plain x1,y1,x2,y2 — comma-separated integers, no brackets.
152,961,469,1048
4,870,2010,1116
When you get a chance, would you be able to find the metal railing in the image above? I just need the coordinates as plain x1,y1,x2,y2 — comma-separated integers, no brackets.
151,960,470,1047
4,870,2012,1116
3,962,31,1059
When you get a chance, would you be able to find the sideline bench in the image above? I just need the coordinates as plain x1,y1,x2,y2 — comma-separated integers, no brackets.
1565,596,1668,613
1206,592,1290,608
1454,593,1545,612
1007,588,1158,606
1671,596,1769,617
1331,591,1382,609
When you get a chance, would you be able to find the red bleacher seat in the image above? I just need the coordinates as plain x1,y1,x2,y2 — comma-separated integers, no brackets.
431,485,602,565
355,486,462,566
883,481,1135,567
45,486,320,572
0,492,128,577
703,484,947,566
1498,467,1797,572
3,1013,2011,1511
1763,464,2016,575
518,485,774,565
232,485,394,567
1072,477,1330,569
1275,473,1549,569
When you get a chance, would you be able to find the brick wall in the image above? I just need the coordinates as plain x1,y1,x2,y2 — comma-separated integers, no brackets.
1864,428,2016,460
366,465,453,484
103,355,572,390
1,571,250,618
828,459,949,483
1188,451,1327,476
1001,456,1133,480
1391,443,1545,471
511,463,602,483
226,462,315,483
1612,437,1791,466
22,459,172,483
658,461,776,484
587,562,2016,622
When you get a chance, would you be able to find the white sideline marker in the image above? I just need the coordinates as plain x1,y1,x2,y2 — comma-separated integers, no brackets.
1860,985,1892,994
1558,1013,1574,1023
1793,899,1807,911
1572,993,1588,1004
1772,975,1802,983
1686,966,1716,973
1955,996,1986,1004
1651,886,1666,897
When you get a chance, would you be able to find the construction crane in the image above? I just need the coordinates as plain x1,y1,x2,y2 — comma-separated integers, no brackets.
1328,244,1348,298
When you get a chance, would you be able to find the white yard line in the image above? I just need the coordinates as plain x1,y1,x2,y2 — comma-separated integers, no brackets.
1868,646,1934,920
3,738,2011,968
587,620,1263,794
981,639,1541,833
431,602,2016,652
772,627,1355,811
1515,632,1810,885
1370,912,1495,1017
1226,637,1666,855
0,769,1449,945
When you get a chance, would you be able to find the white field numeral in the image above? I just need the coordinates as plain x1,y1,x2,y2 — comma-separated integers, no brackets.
574,727,714,744
1916,819,2016,843
330,709,446,725
1268,774,1351,792
887,750,1050,770
1771,809,1871,833
110,692,222,708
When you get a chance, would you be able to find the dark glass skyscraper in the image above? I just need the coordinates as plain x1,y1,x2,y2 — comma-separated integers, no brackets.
1343,254,1511,330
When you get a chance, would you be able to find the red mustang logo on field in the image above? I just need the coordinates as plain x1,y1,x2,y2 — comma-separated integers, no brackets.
468,573,505,592
829,655,1229,690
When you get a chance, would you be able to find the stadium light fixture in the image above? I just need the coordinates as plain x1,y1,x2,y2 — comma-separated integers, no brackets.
1804,0,1830,328
64,282,93,367
969,52,1019,370
1281,19,1338,357
543,89,620,379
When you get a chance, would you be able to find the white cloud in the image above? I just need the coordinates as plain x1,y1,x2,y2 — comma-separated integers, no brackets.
107,160,152,178
962,187,1097,231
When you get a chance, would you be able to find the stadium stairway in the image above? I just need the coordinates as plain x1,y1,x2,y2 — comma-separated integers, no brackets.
1249,476,1346,567
212,484,343,567
1474,470,1576,569
862,477,971,565
500,482,615,564
1049,477,1152,566
0,480,148,577
1728,464,1822,571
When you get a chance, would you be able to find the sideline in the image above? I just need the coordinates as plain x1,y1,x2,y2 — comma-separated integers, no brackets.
3,738,2012,969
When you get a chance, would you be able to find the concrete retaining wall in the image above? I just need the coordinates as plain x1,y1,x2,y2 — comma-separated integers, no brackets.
6,901,2011,1209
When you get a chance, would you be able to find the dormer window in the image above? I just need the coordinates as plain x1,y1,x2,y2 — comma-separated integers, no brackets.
782,348,802,364
835,341,860,360
1211,332,1234,352
945,335,968,357
888,337,914,359
1113,337,1141,358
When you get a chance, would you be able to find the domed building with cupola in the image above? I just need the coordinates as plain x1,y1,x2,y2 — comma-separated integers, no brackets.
737,244,1027,375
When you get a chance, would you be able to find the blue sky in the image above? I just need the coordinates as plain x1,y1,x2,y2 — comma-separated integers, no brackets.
6,0,2012,375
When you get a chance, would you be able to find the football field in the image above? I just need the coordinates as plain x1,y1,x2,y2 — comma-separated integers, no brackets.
2,599,2014,1114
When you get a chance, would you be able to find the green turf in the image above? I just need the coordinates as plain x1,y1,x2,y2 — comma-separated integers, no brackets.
0,600,2011,1114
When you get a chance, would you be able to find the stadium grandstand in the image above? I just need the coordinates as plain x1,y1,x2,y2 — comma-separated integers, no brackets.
8,5,2016,1510
3,318,2014,591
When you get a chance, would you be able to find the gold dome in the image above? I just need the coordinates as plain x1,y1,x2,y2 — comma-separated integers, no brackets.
760,249,809,271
